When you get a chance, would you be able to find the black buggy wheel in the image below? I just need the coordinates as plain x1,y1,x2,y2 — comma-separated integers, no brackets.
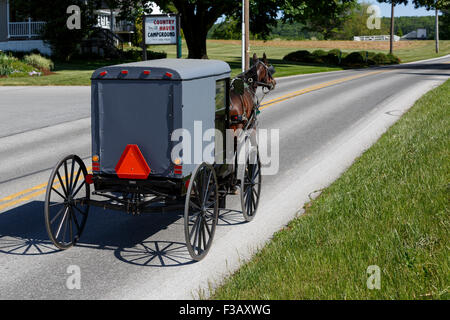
240,150,262,222
44,155,90,250
184,163,219,261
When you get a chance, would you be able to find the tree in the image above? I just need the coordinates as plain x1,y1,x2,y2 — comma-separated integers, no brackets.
412,0,450,52
377,0,408,54
11,0,101,60
440,9,450,39
120,0,357,59
156,0,238,59
412,0,450,10
334,2,390,40
283,0,358,39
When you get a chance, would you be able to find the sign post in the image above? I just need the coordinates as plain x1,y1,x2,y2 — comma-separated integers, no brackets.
143,14,181,60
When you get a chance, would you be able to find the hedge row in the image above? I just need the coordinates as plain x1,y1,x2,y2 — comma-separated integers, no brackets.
283,49,401,67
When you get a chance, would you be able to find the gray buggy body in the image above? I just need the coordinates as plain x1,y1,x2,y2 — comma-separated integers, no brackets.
43,58,263,261
91,59,231,181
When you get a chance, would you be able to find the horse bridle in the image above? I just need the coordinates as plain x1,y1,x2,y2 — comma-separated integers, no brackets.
229,60,275,126
251,60,275,90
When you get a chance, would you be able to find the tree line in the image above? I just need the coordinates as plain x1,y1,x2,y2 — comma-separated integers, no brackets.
209,15,444,41
12,0,450,60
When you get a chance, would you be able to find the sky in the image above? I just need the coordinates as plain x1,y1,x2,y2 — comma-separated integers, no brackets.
362,1,437,17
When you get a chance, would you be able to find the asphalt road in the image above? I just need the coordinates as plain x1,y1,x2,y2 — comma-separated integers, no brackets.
0,56,448,299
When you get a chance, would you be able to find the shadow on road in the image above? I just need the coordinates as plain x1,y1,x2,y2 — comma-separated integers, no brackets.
0,201,245,267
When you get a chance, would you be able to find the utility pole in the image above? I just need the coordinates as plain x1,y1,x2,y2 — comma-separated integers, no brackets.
242,0,250,72
390,3,395,55
435,2,439,53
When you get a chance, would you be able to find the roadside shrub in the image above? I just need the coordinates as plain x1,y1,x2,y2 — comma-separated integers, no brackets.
342,52,365,66
312,49,327,57
146,50,167,60
366,53,400,66
283,50,323,64
283,49,401,68
283,50,311,62
23,54,54,71
328,49,342,57
321,49,342,65
371,53,390,65
387,53,401,64
123,48,167,61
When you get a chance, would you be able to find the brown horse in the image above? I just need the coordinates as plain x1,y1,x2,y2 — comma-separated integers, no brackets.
229,53,276,131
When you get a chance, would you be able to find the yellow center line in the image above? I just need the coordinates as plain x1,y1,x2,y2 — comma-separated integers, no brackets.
0,181,49,202
261,70,388,110
0,187,50,211
0,166,92,211
0,69,391,212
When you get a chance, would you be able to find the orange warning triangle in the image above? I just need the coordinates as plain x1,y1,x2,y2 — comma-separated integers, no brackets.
115,145,151,179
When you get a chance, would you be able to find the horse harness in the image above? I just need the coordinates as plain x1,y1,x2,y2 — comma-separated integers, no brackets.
229,61,273,127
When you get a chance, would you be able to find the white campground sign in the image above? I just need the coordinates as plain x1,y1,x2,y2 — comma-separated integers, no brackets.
144,15,178,45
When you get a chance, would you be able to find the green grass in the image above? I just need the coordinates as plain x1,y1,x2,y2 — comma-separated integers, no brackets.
0,40,448,85
153,40,343,77
212,80,450,300
393,40,450,63
0,59,128,85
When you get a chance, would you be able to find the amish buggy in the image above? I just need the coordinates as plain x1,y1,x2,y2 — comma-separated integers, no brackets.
44,56,276,261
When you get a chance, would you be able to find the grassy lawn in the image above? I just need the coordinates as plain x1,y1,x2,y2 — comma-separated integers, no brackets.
212,80,450,300
0,59,128,86
0,40,448,86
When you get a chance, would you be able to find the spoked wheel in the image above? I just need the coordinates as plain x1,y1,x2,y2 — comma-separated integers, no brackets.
240,149,262,222
184,163,219,261
44,155,90,250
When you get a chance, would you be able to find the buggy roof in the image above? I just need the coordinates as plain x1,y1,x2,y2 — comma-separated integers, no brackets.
91,59,231,81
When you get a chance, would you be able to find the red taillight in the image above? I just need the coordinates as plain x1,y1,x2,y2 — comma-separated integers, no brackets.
99,71,107,76
174,165,182,175
165,72,173,78
121,70,128,75
143,70,151,75
85,174,93,184
92,161,100,171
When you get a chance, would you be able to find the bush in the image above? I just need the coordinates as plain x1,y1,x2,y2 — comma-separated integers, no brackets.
342,52,365,66
283,49,401,68
387,53,401,64
2,49,47,60
0,64,14,76
283,50,323,64
321,49,342,65
0,53,15,76
328,49,342,57
283,50,311,62
23,54,54,71
371,53,390,65
312,49,327,57
123,48,167,61
0,52,35,76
